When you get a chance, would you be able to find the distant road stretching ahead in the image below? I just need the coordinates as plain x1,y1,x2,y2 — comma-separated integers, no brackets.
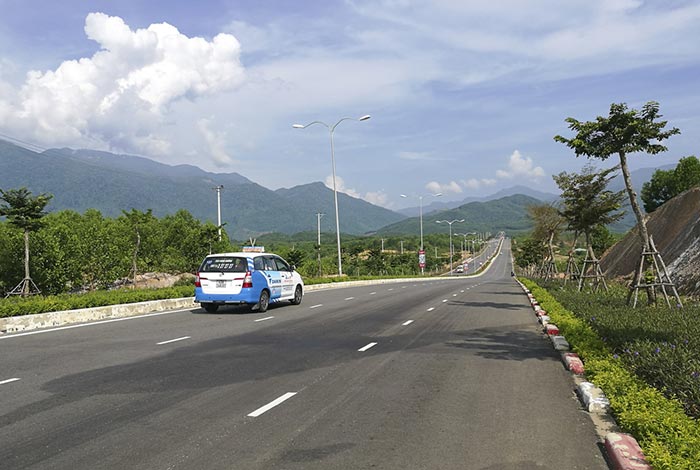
0,239,608,469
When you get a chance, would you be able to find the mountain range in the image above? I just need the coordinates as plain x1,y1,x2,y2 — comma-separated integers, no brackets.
0,138,667,237
0,140,405,238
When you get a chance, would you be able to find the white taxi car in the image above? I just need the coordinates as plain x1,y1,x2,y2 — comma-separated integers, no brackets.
194,252,304,313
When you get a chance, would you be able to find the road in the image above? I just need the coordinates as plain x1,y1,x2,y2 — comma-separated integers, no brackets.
0,239,608,469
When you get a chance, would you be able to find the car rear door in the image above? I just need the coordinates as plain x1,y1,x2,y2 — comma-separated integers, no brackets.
272,256,295,300
261,256,283,300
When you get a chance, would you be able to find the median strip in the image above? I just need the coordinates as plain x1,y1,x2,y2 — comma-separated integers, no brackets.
247,392,297,417
156,336,191,345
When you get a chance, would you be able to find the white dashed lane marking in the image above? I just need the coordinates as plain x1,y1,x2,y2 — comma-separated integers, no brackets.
427,307,435,312
345,297,355,301
157,336,191,345
358,342,378,352
0,378,21,385
402,320,414,326
248,392,297,417
255,316,274,322
310,304,323,309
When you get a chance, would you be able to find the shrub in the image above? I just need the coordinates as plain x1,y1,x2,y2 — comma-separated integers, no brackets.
522,279,700,470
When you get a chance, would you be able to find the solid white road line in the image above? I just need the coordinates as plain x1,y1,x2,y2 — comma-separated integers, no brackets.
254,316,274,322
402,320,414,326
309,304,323,309
248,392,297,417
0,378,21,385
358,342,378,352
157,336,191,345
427,307,435,312
0,309,194,340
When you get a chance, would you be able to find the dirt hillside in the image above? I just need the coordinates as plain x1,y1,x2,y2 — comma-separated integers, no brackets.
600,187,700,298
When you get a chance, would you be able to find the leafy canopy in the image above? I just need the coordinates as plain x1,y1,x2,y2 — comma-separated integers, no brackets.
554,101,680,160
641,156,700,212
553,164,625,236
0,187,53,232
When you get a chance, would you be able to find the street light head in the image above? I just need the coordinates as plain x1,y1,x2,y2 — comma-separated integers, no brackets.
358,114,371,121
400,194,408,198
433,193,443,197
292,124,304,129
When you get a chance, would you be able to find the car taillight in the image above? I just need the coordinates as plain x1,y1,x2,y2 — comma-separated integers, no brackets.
242,271,253,288
195,273,202,287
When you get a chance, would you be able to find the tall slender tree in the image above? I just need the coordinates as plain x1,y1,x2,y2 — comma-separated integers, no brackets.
554,101,682,305
0,187,53,296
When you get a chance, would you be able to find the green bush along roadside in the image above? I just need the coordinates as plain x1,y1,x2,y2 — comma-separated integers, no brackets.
0,285,194,318
521,279,700,470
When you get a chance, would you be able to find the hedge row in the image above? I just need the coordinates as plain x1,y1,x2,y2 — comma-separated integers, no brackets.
0,285,195,318
522,279,700,469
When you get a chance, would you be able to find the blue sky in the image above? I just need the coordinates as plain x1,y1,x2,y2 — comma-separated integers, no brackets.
1,0,699,209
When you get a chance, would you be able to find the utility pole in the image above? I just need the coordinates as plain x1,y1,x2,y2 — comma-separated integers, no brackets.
316,212,325,277
400,240,404,254
212,185,224,241
381,238,385,253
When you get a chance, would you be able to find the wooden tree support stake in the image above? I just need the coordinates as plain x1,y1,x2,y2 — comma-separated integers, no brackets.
630,236,682,308
5,277,41,298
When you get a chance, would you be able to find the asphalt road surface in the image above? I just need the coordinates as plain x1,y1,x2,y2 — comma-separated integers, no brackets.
1,239,609,469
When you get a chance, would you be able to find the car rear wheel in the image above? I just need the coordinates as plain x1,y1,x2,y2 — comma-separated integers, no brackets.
257,290,270,313
291,285,303,305
202,303,218,313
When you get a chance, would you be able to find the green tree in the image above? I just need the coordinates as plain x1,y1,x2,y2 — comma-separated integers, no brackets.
553,165,625,291
0,187,53,296
554,101,682,305
641,156,700,212
527,203,564,277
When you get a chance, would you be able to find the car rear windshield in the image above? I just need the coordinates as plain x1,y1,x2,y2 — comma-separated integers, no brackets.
199,257,247,273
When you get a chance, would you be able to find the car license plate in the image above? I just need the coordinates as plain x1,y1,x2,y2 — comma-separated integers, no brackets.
216,280,226,288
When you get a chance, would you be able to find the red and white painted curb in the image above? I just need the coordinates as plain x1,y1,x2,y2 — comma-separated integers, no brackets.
514,279,651,468
605,433,652,469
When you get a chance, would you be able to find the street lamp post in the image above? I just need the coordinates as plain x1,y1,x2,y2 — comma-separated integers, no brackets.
436,219,464,275
400,192,442,274
212,185,224,241
293,115,371,276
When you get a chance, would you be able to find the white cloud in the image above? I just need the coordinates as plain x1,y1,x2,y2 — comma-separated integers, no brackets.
0,12,245,157
496,150,545,180
426,180,462,195
461,178,497,190
324,175,392,208
197,118,233,166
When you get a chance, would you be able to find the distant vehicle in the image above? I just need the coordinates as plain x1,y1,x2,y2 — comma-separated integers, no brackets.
455,265,464,273
194,252,304,313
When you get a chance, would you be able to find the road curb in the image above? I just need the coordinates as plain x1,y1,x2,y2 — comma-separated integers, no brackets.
514,278,651,468
604,433,653,470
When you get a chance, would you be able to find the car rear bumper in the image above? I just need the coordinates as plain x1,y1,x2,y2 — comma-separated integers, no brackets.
194,288,259,304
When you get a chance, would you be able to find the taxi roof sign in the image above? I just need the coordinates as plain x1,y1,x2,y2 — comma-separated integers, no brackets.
242,246,265,253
